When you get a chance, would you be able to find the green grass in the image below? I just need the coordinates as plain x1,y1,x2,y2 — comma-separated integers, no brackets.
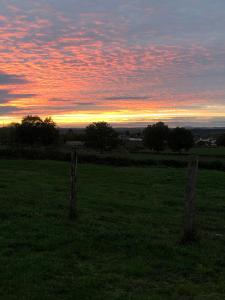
191,147,225,156
0,160,225,299
78,147,225,163
128,147,225,161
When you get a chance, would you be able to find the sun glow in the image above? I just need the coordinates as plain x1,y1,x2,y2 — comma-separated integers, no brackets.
1,104,225,127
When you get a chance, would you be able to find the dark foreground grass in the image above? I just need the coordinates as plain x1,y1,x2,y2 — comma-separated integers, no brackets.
0,160,225,300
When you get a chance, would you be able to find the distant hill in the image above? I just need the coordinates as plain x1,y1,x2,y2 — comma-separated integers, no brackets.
190,128,225,138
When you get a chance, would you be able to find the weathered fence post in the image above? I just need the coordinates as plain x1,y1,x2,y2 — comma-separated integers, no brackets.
69,147,78,220
182,156,199,243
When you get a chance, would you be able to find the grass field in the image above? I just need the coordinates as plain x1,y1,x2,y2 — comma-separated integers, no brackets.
78,147,225,163
133,147,225,158
0,160,225,299
191,147,225,156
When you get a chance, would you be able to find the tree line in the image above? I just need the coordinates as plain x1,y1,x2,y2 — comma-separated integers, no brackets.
85,121,196,152
0,116,59,146
0,115,225,152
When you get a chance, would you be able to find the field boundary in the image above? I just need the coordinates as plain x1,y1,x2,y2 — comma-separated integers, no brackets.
1,147,225,171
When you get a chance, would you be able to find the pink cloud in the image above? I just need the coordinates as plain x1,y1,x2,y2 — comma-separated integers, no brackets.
0,1,225,126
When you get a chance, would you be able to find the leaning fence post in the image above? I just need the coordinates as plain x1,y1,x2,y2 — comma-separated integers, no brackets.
182,156,199,243
69,147,78,220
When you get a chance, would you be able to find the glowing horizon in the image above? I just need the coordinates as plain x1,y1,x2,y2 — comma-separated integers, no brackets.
0,0,225,127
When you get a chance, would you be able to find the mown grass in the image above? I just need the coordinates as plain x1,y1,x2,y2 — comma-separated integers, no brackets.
0,160,225,299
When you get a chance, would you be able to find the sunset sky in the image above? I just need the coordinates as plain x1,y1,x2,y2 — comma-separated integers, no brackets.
0,0,225,127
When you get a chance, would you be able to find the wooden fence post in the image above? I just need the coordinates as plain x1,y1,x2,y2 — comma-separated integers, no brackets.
182,156,199,243
69,147,78,220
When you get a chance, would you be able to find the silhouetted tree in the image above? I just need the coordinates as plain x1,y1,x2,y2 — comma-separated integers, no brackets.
216,133,225,147
14,116,42,145
85,122,119,152
14,115,58,145
40,117,59,145
169,127,194,152
143,122,169,151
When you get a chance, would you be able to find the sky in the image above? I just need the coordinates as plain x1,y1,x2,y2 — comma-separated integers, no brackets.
0,0,225,127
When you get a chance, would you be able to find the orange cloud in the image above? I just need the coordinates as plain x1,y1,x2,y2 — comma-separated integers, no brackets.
0,1,225,126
